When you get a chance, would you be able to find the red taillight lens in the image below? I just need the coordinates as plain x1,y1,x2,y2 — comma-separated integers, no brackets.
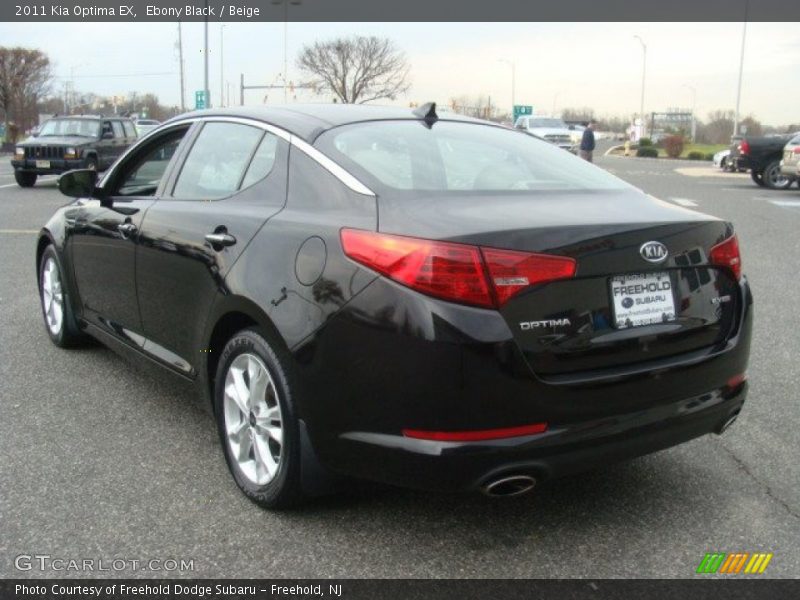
482,248,577,306
340,229,576,308
710,234,742,281
402,422,548,442
792,147,800,154
340,229,493,307
739,140,750,155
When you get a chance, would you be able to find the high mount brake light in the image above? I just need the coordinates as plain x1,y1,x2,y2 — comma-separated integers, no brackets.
710,234,742,281
340,229,576,308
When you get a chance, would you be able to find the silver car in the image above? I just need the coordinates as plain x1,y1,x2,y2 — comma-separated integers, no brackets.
780,134,800,179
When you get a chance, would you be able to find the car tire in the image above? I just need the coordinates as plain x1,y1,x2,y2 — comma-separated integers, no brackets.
762,160,792,190
214,328,304,509
38,245,85,347
84,155,98,171
750,170,766,187
720,157,728,170
15,171,37,187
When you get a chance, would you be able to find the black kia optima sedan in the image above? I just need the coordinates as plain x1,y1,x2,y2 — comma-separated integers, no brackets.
38,103,752,507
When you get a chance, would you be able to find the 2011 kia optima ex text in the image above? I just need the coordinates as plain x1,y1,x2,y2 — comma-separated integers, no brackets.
37,104,752,507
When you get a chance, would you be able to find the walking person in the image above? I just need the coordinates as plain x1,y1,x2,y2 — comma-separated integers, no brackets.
579,119,597,162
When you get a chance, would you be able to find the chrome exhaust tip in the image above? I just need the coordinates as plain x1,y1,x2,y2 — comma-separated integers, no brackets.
716,412,740,435
481,474,537,497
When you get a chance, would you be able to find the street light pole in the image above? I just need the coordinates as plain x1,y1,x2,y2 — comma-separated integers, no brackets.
203,0,211,108
498,59,515,118
733,1,749,137
220,24,226,108
634,35,647,139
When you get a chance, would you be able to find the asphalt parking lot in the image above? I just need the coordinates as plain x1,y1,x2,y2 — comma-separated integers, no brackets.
1,149,799,579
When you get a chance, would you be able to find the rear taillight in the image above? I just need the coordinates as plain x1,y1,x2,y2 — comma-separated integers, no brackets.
793,147,800,154
710,234,742,281
482,248,577,306
340,229,576,308
738,140,750,155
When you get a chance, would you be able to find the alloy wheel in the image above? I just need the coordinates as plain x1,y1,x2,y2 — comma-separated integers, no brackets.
223,353,283,485
41,257,64,335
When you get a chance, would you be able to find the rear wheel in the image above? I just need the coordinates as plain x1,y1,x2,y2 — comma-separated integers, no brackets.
15,171,37,187
39,245,85,347
750,170,766,187
762,160,792,190
214,328,304,509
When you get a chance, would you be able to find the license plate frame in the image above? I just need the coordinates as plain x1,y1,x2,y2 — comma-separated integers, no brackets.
35,160,50,169
609,271,677,329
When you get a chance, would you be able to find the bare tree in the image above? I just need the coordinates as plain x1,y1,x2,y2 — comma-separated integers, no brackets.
296,36,410,104
0,47,52,142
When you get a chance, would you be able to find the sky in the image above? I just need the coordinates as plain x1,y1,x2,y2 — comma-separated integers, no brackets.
0,21,797,125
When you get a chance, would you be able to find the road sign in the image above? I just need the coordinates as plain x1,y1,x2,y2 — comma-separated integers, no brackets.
513,105,533,121
195,90,207,110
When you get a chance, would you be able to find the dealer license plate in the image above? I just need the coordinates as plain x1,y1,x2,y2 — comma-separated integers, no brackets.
610,272,676,329
35,160,50,169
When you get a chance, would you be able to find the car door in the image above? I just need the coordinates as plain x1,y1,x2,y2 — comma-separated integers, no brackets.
68,124,193,342
110,120,127,162
135,120,289,375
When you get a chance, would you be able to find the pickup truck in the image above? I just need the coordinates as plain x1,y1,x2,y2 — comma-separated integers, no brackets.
729,133,798,189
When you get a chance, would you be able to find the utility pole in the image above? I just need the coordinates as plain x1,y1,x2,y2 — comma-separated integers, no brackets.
634,35,647,139
177,22,186,111
219,25,226,108
733,1,749,137
203,0,211,109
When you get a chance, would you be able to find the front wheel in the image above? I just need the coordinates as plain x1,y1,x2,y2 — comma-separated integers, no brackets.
39,245,85,347
762,160,792,190
84,155,98,171
750,170,766,187
15,171,37,187
214,328,304,509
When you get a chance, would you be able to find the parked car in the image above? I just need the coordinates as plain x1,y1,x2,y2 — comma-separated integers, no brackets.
134,119,161,137
713,149,730,170
11,115,137,187
779,133,800,181
514,115,574,150
729,132,798,189
39,104,751,507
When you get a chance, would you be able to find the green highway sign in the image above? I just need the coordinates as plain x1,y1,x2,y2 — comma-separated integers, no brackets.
195,90,207,110
513,105,533,121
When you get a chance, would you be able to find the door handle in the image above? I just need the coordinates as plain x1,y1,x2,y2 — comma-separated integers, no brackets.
117,222,138,236
205,232,237,247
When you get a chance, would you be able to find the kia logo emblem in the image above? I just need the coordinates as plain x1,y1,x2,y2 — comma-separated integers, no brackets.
640,241,668,263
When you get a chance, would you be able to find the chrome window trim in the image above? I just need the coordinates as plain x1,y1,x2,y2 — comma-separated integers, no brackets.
102,115,376,197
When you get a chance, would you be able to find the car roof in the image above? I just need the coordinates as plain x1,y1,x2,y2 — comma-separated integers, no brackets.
166,103,489,144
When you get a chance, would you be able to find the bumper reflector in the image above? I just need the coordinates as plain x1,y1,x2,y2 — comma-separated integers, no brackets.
402,422,548,442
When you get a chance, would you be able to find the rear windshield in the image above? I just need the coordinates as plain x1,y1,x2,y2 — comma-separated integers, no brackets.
316,120,629,193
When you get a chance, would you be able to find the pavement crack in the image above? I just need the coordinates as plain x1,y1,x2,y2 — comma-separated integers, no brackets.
717,440,800,521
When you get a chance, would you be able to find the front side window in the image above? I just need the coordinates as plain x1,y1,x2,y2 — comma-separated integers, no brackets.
172,122,264,199
111,128,188,197
317,121,630,193
111,121,124,138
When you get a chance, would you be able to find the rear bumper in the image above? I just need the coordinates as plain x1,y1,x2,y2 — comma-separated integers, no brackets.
332,383,746,492
780,162,799,178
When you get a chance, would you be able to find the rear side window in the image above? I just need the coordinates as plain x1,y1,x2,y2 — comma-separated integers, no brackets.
790,134,800,145
318,121,629,193
111,121,124,138
172,122,263,199
122,120,136,138
240,133,278,189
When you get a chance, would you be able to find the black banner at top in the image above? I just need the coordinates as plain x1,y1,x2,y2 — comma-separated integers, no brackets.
1,0,797,22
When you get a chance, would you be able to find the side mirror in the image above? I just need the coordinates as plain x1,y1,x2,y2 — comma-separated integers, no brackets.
31,127,40,137
58,169,99,199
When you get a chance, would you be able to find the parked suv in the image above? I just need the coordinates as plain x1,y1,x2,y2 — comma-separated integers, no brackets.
11,115,137,187
514,116,574,150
